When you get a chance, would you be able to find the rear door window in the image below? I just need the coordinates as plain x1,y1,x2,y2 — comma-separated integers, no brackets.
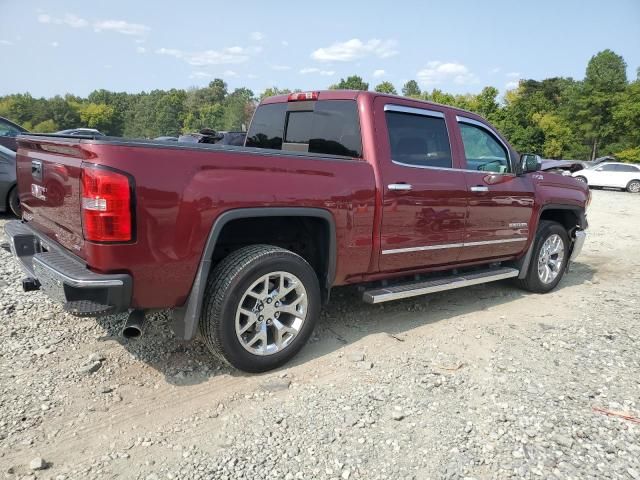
385,109,452,168
246,100,362,158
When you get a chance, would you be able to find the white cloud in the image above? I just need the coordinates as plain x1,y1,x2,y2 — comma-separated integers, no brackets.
156,46,256,66
373,69,386,78
38,13,88,28
136,46,146,54
299,67,335,76
250,31,264,41
50,41,59,47
93,20,150,36
0,40,14,46
417,61,478,87
311,38,398,62
506,80,519,89
37,12,149,36
271,65,292,71
506,71,521,78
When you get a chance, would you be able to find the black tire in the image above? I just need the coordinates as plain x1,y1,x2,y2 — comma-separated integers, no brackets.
8,187,20,217
575,176,588,185
199,244,321,372
515,220,570,293
626,179,640,193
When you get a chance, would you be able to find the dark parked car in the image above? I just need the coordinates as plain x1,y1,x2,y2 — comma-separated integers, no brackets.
0,117,28,152
0,144,20,216
55,128,105,136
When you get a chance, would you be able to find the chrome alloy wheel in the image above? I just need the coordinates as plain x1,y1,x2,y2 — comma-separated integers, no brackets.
235,271,308,356
537,234,565,284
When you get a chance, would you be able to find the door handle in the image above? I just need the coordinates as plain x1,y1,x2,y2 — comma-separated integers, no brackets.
388,183,412,191
470,186,489,193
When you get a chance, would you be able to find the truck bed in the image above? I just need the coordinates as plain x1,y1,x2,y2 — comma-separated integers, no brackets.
15,134,377,309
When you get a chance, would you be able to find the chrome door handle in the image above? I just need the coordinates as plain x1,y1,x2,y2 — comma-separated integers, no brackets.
388,183,412,191
470,186,489,193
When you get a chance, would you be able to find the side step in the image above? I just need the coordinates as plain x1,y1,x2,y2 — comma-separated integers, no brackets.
363,267,519,304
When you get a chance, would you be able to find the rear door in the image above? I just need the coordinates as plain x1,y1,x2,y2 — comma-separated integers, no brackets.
375,98,468,272
454,116,535,262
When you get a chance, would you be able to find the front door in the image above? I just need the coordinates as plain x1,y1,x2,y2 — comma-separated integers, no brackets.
376,100,468,272
455,116,535,262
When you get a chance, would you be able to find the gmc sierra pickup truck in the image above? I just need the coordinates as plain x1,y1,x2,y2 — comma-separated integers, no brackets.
4,90,588,372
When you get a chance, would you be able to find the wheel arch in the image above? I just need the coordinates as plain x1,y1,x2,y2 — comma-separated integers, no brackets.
626,178,640,191
172,207,337,340
515,204,586,279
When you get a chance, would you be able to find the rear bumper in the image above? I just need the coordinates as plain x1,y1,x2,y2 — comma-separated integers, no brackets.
3,221,131,316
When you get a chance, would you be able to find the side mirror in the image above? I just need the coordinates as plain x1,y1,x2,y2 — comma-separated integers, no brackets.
520,153,542,174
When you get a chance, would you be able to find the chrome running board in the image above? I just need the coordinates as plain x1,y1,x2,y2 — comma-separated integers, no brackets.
363,267,519,304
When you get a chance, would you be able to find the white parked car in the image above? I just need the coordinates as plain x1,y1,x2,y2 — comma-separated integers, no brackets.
573,162,640,193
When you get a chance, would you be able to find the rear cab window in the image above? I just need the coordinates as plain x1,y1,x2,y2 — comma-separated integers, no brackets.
245,99,362,158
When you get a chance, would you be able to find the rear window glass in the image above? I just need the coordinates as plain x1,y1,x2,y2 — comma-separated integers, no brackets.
245,103,287,150
246,100,362,158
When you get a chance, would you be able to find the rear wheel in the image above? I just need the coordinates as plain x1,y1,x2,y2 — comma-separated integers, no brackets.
626,180,640,193
8,187,20,217
199,245,320,372
516,221,569,293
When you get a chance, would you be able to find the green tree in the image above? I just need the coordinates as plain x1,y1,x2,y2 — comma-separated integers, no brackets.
374,81,397,94
329,75,368,91
78,103,116,133
260,87,291,100
31,119,58,132
577,49,627,159
401,80,421,98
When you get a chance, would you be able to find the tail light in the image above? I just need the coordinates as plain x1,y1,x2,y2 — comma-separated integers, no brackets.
81,164,134,242
287,91,319,102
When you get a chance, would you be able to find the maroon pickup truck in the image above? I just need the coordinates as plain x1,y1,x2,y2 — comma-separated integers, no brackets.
4,90,589,372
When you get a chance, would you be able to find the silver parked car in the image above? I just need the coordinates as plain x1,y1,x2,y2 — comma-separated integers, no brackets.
0,144,20,216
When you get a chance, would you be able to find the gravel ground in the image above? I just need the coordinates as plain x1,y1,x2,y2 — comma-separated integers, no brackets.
1,189,639,480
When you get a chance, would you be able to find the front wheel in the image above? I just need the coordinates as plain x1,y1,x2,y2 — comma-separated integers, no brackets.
627,180,640,193
199,245,321,372
516,221,570,293
575,176,588,185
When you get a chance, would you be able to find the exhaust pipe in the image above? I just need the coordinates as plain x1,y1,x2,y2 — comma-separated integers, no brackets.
122,310,145,339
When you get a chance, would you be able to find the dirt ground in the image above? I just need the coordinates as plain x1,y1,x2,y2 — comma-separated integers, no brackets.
1,189,639,480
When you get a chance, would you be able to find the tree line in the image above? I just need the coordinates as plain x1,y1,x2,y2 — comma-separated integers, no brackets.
0,49,637,162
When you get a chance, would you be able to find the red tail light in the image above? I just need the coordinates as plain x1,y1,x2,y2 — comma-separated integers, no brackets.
81,164,134,242
287,91,319,102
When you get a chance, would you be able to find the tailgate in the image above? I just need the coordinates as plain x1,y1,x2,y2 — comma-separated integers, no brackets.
16,136,86,254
